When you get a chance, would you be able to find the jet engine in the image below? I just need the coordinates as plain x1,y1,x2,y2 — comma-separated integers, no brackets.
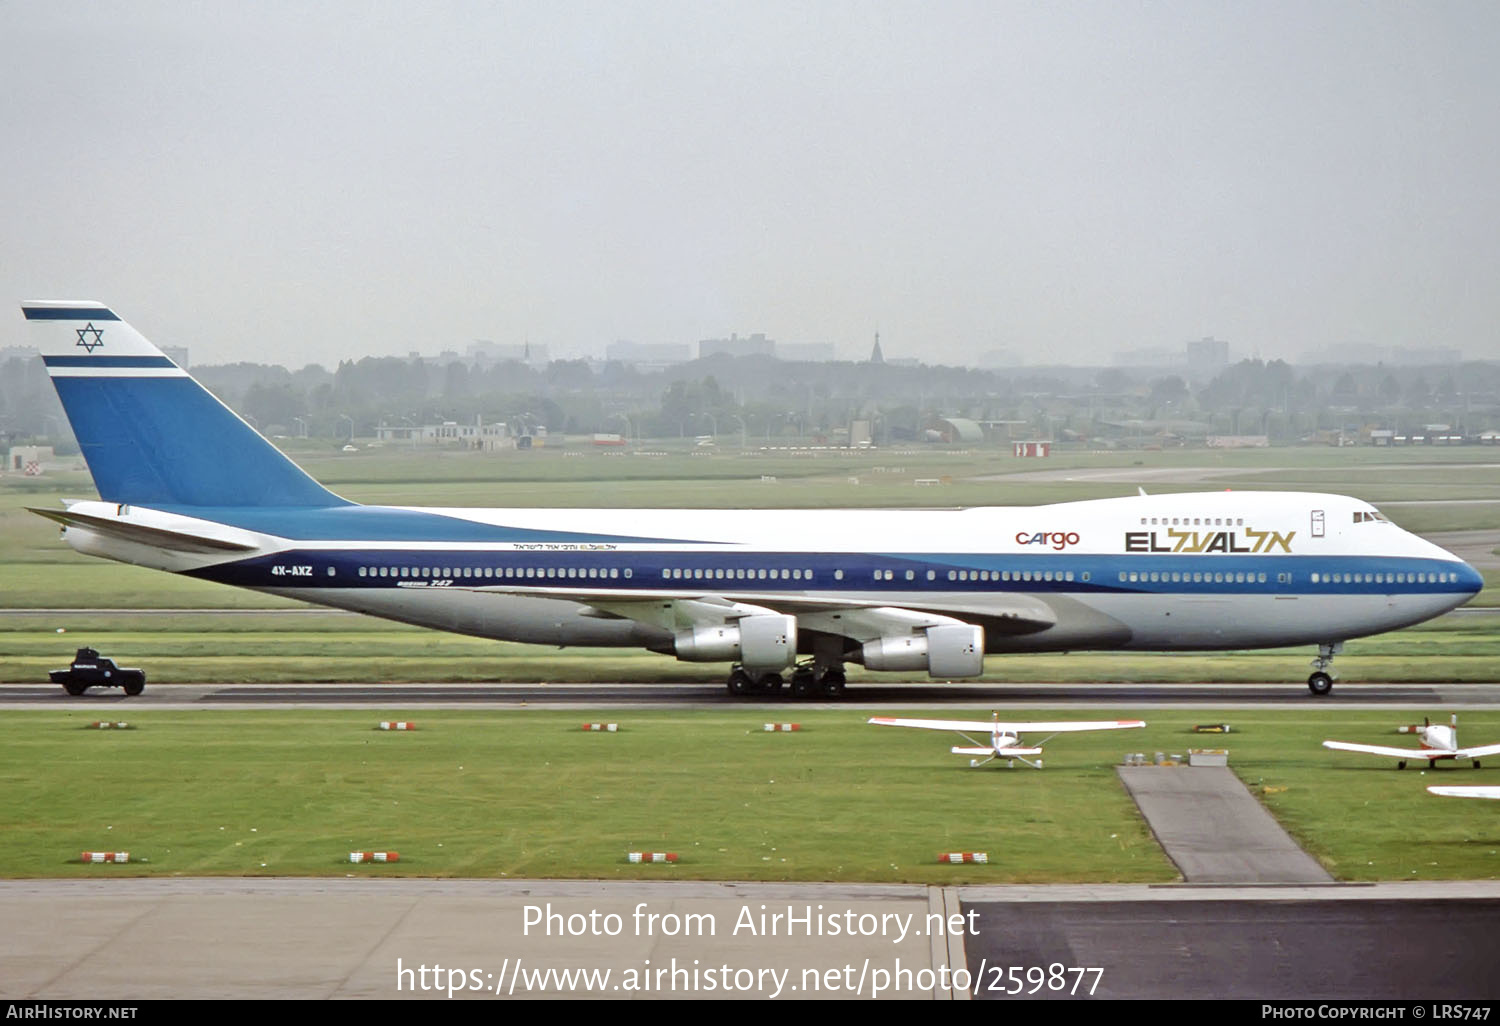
861,624,984,678
673,614,797,670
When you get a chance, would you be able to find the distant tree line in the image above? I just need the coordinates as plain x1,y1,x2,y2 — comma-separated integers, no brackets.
4,351,1498,450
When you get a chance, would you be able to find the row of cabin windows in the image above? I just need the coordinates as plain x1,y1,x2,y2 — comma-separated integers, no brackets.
357,565,633,580
1312,571,1459,584
663,567,811,581
950,569,1079,583
1142,516,1244,527
350,564,1458,588
351,564,1083,586
1120,570,1274,584
1118,569,1462,586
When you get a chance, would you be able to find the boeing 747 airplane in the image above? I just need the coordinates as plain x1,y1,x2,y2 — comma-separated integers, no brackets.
22,301,1484,698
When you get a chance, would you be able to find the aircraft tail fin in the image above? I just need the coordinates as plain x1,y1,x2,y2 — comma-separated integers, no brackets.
23,302,349,509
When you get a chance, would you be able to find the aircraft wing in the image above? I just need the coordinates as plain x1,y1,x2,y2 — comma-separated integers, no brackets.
470,585,1056,634
870,716,1144,734
952,746,1044,757
1322,740,1444,760
1453,743,1500,760
1428,786,1500,800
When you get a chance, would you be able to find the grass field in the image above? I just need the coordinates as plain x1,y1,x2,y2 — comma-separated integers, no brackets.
3,614,1500,684
4,446,1499,885
4,707,1498,883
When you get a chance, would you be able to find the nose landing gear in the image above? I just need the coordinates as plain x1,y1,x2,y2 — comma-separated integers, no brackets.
1307,642,1343,696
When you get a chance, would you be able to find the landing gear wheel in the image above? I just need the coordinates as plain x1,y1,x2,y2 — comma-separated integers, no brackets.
790,669,816,698
727,668,754,696
818,670,846,697
757,673,785,693
1307,642,1342,697
1397,760,1407,770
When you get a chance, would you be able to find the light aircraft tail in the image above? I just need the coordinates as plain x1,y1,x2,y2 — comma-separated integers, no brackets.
23,302,348,509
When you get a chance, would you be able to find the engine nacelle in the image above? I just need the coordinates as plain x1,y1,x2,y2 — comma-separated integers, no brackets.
861,624,984,678
673,614,796,671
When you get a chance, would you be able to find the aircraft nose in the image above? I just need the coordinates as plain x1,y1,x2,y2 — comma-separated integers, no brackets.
1456,558,1485,598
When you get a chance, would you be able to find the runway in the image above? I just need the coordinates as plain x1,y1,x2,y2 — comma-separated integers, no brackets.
5,680,1500,709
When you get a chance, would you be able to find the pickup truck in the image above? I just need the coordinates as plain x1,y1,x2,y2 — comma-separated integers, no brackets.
49,647,146,696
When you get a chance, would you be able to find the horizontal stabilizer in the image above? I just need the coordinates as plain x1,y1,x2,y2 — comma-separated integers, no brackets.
28,506,259,554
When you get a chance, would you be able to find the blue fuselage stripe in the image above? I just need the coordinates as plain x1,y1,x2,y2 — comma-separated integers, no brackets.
188,549,1482,598
42,355,176,368
22,308,121,321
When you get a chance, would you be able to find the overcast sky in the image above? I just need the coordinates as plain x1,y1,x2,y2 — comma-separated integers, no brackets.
3,2,1497,368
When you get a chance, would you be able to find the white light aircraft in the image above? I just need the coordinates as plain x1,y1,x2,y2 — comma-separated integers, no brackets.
22,301,1484,699
1323,716,1500,770
1428,786,1500,800
868,714,1146,768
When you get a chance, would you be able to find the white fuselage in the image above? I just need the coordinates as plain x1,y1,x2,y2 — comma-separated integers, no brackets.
58,489,1481,657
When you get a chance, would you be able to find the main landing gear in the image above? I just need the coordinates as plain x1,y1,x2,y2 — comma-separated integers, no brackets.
726,662,846,699
1307,641,1344,696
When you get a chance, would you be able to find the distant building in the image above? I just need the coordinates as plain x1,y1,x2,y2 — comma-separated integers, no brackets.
924,417,986,443
1185,337,1229,380
605,340,691,364
977,349,1020,369
698,333,775,359
776,342,836,362
1312,343,1462,365
466,340,549,367
375,418,512,450
8,445,55,472
161,345,190,368
406,342,548,369
869,332,884,364
0,345,40,364
1113,347,1178,367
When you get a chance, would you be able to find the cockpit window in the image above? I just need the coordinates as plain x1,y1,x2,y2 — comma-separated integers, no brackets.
1353,510,1390,524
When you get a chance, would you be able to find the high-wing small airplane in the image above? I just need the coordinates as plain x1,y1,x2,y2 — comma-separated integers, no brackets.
868,714,1146,768
1428,786,1500,800
21,301,1484,699
1322,716,1500,770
